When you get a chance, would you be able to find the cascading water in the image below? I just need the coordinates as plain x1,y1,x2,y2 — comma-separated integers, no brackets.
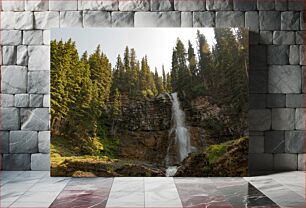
165,92,194,176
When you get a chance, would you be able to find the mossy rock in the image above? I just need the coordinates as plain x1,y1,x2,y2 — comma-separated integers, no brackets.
175,137,248,177
116,163,164,176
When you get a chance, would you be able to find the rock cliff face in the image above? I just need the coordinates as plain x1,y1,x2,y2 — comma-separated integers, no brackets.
117,94,172,165
120,94,172,131
116,93,216,166
183,96,220,128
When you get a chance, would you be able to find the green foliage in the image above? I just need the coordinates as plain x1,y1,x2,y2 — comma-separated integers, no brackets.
112,55,125,92
170,39,194,95
51,40,114,160
210,28,248,139
154,68,165,94
51,29,248,170
175,137,248,177
188,41,198,78
52,132,119,162
170,28,248,141
88,45,112,117
51,136,79,157
162,66,167,91
51,40,99,138
111,89,122,119
96,116,120,159
203,137,248,176
111,47,170,98
197,30,212,89
139,56,157,96
98,136,120,159
206,141,230,163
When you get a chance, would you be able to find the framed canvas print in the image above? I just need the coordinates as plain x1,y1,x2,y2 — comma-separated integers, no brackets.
50,28,249,177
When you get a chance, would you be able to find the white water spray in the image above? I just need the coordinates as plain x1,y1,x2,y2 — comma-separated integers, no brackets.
165,92,195,176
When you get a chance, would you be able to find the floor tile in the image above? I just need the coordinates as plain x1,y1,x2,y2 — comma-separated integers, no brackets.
175,182,220,198
245,183,280,207
8,189,61,208
0,180,37,208
246,176,305,207
144,178,182,208
0,195,20,208
114,177,144,182
211,177,248,189
268,171,305,198
111,177,144,192
1,171,25,179
174,177,213,184
9,201,52,208
64,177,113,193
1,181,37,195
175,177,281,208
14,171,49,180
50,177,113,208
145,177,177,192
0,171,304,208
10,191,60,203
106,192,144,208
175,178,231,208
145,190,183,208
50,190,109,208
27,177,70,192
0,171,24,186
5,171,48,185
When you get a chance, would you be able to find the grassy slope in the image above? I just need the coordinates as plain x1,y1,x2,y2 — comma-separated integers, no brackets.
51,136,164,177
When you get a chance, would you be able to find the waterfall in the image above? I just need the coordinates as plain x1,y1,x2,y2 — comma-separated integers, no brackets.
165,92,194,176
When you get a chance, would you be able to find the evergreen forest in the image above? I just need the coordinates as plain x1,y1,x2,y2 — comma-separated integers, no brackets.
51,28,249,177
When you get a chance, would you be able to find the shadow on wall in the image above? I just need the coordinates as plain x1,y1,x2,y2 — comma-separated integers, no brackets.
248,30,304,175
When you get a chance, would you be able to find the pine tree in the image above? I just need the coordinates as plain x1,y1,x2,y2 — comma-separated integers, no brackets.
110,88,122,135
187,41,197,77
129,48,139,95
112,55,124,92
162,65,167,91
197,30,212,90
65,50,94,137
154,68,164,94
88,45,112,118
136,61,141,93
81,51,89,63
236,28,249,79
123,46,130,93
140,56,157,97
211,28,247,138
173,39,191,94
166,73,172,92
51,40,68,133
170,49,179,91
51,39,84,134
51,40,96,138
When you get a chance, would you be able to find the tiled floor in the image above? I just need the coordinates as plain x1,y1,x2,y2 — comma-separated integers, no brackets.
1,171,305,208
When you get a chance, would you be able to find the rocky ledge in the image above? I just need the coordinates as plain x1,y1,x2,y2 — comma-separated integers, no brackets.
175,137,248,177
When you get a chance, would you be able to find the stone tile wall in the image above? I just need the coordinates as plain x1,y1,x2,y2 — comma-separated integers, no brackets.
0,0,304,174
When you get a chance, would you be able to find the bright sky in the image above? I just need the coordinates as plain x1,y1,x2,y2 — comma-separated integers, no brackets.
51,28,216,74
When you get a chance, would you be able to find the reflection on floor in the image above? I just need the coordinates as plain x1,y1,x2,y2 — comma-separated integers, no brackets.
1,171,304,208
49,178,113,208
176,178,275,208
